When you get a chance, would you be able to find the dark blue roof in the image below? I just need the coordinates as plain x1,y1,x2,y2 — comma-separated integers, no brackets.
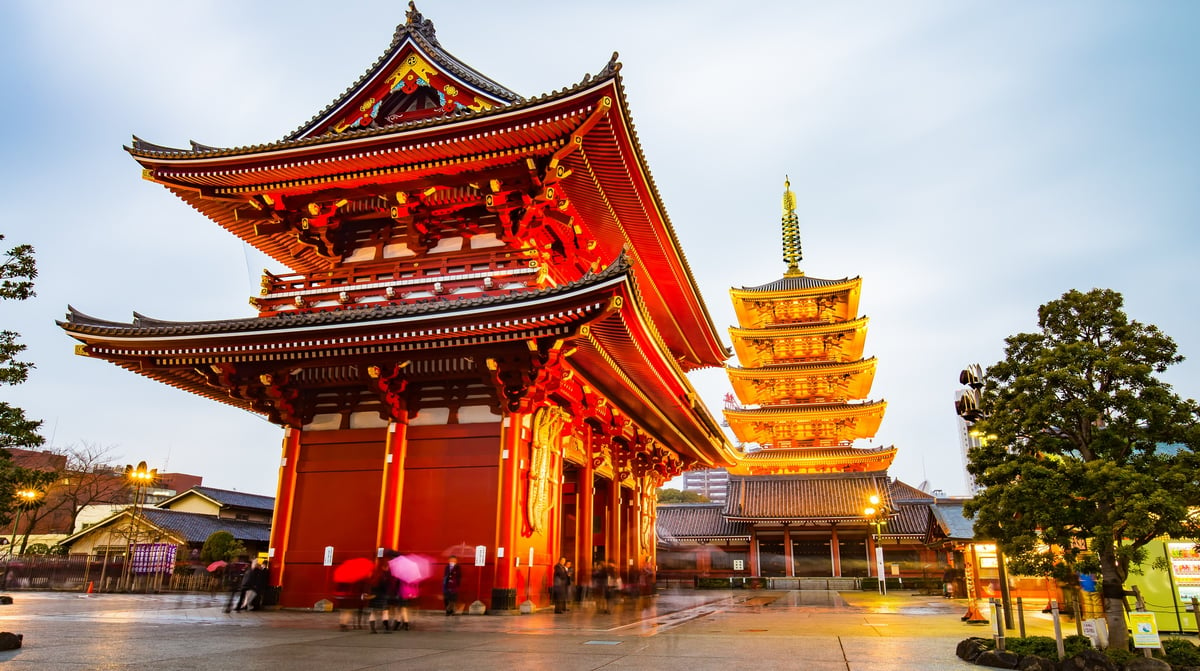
186,486,275,512
139,509,272,544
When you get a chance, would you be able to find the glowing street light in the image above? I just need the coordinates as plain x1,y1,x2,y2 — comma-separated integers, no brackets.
864,493,889,595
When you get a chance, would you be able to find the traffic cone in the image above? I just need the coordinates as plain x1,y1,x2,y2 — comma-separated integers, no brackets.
962,599,988,624
87,581,94,595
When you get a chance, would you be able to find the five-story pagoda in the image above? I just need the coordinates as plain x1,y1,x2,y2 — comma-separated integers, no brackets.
720,179,897,578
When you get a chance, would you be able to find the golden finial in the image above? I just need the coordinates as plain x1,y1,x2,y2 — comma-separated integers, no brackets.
781,176,803,277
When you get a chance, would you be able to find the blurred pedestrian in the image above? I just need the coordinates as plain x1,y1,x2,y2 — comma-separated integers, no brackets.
443,555,462,616
237,559,268,611
592,561,610,614
391,578,417,630
368,566,394,633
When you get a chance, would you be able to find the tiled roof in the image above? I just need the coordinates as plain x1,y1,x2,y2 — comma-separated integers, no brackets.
889,479,935,503
887,502,933,536
928,501,976,541
737,445,894,461
656,504,748,542
723,473,893,521
738,275,858,293
139,509,272,544
187,487,275,512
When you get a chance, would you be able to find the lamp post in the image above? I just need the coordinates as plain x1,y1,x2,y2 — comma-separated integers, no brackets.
2,487,43,590
8,488,42,553
956,365,1014,630
120,461,158,592
864,494,889,595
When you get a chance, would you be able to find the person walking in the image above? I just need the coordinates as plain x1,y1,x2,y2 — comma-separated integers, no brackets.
367,567,394,633
237,559,269,611
391,578,417,630
592,561,610,614
553,556,570,614
443,555,462,616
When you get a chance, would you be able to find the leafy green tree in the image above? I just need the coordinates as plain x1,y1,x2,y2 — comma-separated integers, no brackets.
965,288,1200,651
656,487,710,503
0,235,44,537
200,530,247,564
0,235,43,449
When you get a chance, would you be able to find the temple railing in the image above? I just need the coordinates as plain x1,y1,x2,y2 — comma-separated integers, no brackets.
250,250,542,316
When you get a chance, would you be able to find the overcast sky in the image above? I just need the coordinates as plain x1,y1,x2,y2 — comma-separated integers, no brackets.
3,1,1197,498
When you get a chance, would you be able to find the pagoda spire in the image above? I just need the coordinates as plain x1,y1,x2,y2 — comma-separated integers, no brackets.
781,176,803,277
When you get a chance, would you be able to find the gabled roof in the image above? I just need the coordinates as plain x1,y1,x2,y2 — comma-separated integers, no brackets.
156,486,275,513
286,3,523,140
59,508,271,547
656,503,749,544
889,479,935,504
926,500,977,542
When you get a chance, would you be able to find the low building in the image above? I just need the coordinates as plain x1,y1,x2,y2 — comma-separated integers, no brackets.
59,486,274,561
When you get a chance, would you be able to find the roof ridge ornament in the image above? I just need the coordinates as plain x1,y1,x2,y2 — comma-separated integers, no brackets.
781,176,803,277
405,1,438,44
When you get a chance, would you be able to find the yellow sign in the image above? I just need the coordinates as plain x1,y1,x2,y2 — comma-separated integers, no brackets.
1129,612,1161,649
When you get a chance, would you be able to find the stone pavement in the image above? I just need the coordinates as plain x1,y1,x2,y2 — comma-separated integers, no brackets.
0,587,1069,670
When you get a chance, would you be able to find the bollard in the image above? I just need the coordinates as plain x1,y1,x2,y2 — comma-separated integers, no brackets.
1193,597,1199,637
1051,599,1065,660
1017,596,1026,638
991,598,1006,652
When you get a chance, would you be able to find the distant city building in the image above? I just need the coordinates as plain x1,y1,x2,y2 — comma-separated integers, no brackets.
682,469,729,503
953,390,980,495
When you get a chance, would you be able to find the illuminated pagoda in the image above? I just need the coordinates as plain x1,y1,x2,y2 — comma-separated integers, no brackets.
59,4,737,609
716,180,906,579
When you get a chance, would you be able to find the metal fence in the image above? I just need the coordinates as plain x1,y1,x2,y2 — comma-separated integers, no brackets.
0,555,234,593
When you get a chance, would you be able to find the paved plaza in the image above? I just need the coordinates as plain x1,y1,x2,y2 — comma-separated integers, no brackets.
0,587,1072,670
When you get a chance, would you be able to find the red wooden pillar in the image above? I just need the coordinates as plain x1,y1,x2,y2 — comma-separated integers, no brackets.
749,528,760,577
268,427,300,587
375,420,409,552
783,526,794,577
830,526,842,577
493,411,525,604
608,474,621,570
575,427,595,582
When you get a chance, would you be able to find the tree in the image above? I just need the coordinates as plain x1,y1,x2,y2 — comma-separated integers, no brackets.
10,442,128,544
200,531,247,564
0,235,44,535
965,288,1200,651
656,487,710,503
0,235,43,449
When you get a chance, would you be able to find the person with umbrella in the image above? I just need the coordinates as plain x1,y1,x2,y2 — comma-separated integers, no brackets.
387,553,430,630
443,555,462,616
332,557,375,631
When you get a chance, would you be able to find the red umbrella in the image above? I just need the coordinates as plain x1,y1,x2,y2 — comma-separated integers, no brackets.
206,560,227,573
388,554,432,583
332,557,375,584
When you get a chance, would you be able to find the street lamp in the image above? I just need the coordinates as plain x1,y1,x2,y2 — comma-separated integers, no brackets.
864,494,889,595
8,488,43,554
120,461,158,591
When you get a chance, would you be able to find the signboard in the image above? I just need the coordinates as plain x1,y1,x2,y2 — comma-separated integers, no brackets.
733,559,745,571
1130,612,1161,649
475,545,487,567
323,546,334,567
131,543,176,574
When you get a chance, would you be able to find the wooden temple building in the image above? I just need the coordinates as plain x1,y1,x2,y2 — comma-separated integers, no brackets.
58,4,739,609
658,181,942,582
